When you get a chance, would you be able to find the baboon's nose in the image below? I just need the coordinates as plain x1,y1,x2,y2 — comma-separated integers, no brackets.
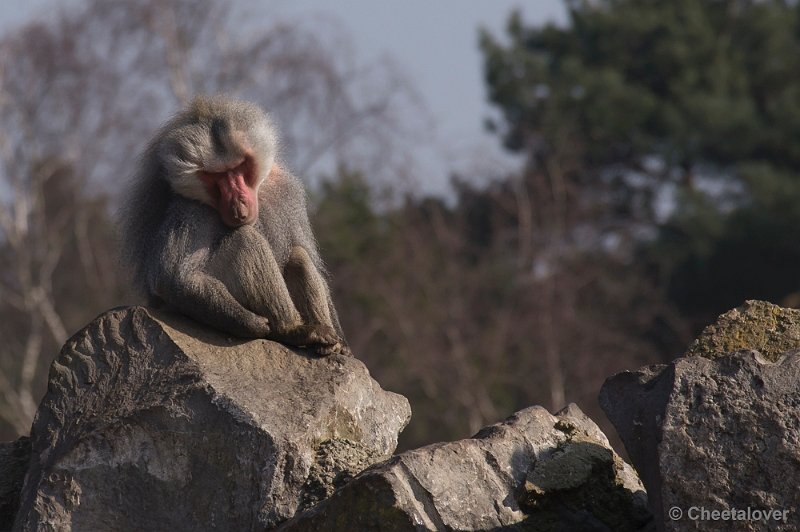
231,198,249,223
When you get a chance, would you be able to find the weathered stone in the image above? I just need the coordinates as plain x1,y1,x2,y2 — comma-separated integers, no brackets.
13,306,410,531
299,438,382,509
601,348,800,531
0,437,31,531
280,403,653,531
685,299,800,361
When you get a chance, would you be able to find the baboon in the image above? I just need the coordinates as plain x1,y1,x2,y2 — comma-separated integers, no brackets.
119,96,349,356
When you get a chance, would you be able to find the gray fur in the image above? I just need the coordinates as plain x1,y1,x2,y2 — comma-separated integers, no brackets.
119,96,347,356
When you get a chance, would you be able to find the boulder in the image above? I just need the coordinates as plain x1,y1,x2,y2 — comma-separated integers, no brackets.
601,301,800,531
280,403,653,531
0,437,30,531
13,306,410,531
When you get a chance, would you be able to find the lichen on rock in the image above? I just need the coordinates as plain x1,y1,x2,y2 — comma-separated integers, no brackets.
300,438,381,510
685,300,800,361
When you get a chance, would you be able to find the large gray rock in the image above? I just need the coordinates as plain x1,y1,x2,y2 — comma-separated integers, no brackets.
13,306,410,531
601,301,800,531
280,403,653,531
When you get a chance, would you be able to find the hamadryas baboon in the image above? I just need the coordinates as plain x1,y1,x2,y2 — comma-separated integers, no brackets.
119,96,349,356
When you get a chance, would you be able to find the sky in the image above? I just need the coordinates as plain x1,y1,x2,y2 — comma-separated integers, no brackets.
0,0,567,195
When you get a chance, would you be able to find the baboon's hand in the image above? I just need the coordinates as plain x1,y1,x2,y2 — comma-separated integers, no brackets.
245,315,271,338
283,324,351,357
314,337,352,357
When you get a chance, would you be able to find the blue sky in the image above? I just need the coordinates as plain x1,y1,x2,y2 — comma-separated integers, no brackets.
1,0,567,194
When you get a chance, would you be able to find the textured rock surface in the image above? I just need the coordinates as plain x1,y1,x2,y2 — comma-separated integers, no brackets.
13,306,410,531
280,403,653,531
0,437,30,531
601,301,800,531
685,299,800,361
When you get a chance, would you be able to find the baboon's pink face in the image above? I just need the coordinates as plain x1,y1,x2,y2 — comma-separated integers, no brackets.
198,156,259,228
161,100,276,225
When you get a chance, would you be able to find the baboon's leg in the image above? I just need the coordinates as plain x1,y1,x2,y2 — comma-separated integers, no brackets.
211,226,302,333
283,245,350,356
284,246,334,328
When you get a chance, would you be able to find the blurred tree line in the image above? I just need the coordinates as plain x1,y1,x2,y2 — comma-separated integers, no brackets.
2,0,800,450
